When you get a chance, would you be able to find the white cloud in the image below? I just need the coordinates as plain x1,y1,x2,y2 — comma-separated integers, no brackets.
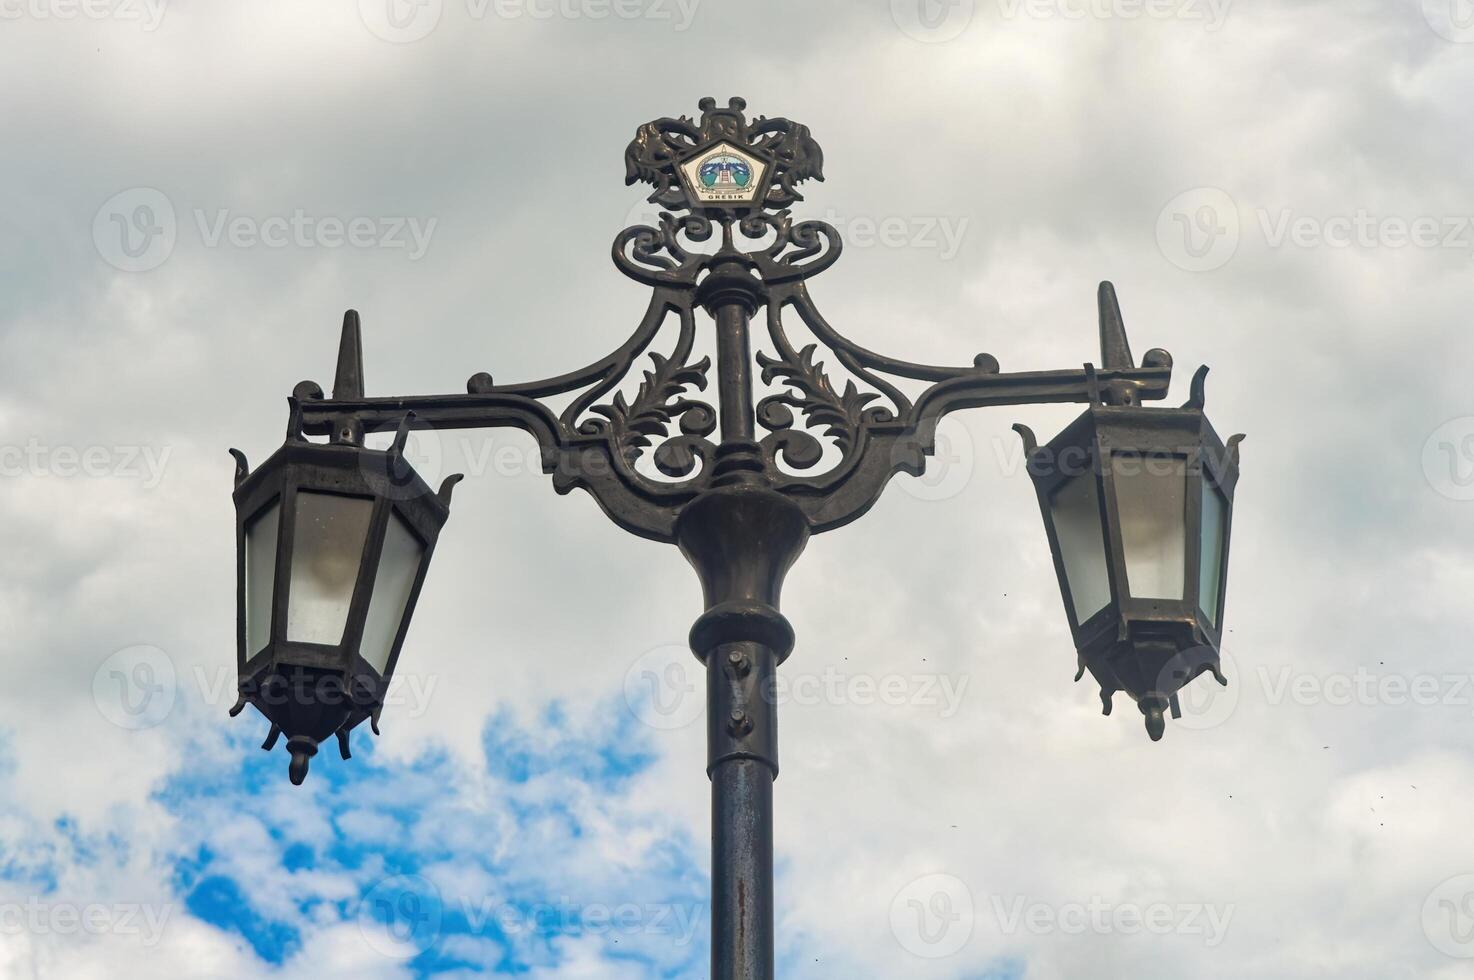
4,1,1474,977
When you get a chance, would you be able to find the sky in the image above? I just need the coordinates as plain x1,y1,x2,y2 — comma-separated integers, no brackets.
3,0,1474,976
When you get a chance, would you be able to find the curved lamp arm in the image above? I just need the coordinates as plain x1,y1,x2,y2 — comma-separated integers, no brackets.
758,272,1174,532
294,297,715,542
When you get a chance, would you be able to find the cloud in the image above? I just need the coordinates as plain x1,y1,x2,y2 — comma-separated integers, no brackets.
4,1,1474,977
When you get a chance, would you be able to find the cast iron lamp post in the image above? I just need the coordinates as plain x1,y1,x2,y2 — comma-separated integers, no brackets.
229,97,1244,979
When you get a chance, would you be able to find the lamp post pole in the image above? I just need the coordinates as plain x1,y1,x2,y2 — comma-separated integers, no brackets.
682,262,797,976
235,97,1243,979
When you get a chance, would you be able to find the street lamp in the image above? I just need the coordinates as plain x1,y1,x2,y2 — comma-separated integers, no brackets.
230,388,461,785
1014,294,1244,739
229,97,1244,978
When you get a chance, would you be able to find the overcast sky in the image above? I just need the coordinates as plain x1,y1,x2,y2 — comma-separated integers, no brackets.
4,0,1474,977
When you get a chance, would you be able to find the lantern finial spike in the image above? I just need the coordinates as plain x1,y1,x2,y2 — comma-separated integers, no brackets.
1184,365,1210,410
1011,423,1038,456
334,310,365,400
438,473,465,506
229,449,250,487
1097,281,1134,370
390,411,416,459
286,737,317,785
261,723,281,751
1227,433,1245,468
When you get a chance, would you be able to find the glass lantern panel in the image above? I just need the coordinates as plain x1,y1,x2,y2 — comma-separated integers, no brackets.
1112,454,1187,600
244,500,280,656
286,492,374,645
1048,471,1112,622
1199,479,1229,626
359,512,425,676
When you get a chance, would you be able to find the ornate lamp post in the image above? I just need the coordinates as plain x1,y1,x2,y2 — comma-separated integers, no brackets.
230,97,1244,978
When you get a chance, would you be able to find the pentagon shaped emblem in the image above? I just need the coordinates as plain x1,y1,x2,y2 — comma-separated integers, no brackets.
678,141,769,207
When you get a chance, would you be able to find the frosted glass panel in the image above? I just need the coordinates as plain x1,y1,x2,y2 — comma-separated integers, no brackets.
1049,472,1111,622
1200,480,1228,626
360,513,424,675
287,493,373,645
1112,455,1187,600
244,501,280,655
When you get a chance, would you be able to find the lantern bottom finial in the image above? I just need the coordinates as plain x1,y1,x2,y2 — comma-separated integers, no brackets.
287,736,318,785
1140,695,1169,741
1081,638,1225,742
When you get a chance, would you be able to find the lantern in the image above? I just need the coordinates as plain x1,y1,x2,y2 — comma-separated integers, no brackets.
229,405,460,783
1015,366,1243,740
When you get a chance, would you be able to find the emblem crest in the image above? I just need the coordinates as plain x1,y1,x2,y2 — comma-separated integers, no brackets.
624,97,824,215
679,142,767,205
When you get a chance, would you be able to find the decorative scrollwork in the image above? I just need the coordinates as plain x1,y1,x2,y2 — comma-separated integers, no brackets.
750,117,824,208
613,213,713,287
582,345,715,479
756,343,877,467
739,214,842,284
624,119,698,206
